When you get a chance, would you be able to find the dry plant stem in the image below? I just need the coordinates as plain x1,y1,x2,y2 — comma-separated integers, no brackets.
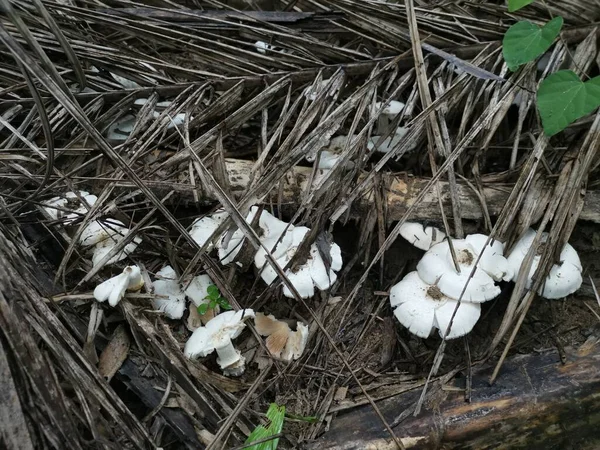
405,0,463,241
490,112,600,383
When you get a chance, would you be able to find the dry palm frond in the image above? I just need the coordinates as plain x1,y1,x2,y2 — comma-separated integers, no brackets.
1,0,599,448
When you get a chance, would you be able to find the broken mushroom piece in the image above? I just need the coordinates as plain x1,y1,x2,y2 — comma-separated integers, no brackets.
185,274,219,325
390,271,481,339
93,265,144,307
254,313,309,361
190,210,228,251
399,222,446,251
184,309,255,376
42,191,98,223
507,228,582,299
152,265,186,319
417,238,502,303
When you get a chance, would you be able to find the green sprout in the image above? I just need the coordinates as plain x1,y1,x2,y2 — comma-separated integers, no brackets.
196,284,232,315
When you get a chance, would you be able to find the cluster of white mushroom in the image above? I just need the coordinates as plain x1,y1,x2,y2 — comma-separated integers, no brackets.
190,207,343,298
93,265,310,376
43,191,142,267
391,223,582,340
184,310,308,376
308,100,415,169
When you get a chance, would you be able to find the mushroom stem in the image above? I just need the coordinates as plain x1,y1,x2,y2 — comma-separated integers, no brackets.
215,339,241,369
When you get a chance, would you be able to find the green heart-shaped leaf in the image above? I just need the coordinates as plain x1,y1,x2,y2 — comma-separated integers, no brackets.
537,70,600,136
508,0,535,12
503,17,563,71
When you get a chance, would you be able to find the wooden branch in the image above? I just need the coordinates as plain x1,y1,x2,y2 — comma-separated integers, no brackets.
107,159,600,223
308,332,600,449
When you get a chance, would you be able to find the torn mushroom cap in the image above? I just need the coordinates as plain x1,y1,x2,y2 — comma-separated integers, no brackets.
190,210,228,251
93,265,143,307
184,309,255,375
152,265,186,319
417,239,501,303
258,226,343,299
91,233,142,268
507,228,582,299
399,222,446,251
390,271,481,339
254,313,309,361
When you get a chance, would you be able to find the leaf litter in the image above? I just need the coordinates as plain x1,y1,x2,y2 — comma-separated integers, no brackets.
1,0,600,448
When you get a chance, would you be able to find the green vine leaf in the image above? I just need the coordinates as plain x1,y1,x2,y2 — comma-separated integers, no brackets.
507,0,535,12
537,70,600,136
197,303,209,315
502,17,563,71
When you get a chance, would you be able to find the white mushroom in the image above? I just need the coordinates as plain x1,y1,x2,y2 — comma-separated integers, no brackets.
507,228,582,299
152,265,186,319
417,239,502,303
257,226,342,298
151,111,188,129
93,265,144,307
254,312,309,361
79,219,130,247
367,127,414,154
218,207,260,265
184,309,255,376
106,114,136,141
190,210,229,250
390,271,481,339
374,100,405,135
399,222,446,250
42,191,97,223
253,211,294,270
92,233,142,268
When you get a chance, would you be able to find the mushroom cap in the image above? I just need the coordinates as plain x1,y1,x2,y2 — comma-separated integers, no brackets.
258,225,342,298
80,219,128,247
507,229,582,299
281,322,309,361
184,309,255,359
254,40,270,54
367,127,412,154
152,265,186,319
106,114,136,141
94,272,130,307
390,271,481,339
91,233,142,268
464,234,512,281
375,100,405,116
184,274,214,307
218,207,260,265
254,212,294,270
190,210,228,251
93,265,143,307
254,313,291,358
399,222,446,251
417,240,501,303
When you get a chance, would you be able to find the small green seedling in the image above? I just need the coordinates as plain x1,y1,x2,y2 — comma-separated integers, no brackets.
245,403,285,450
197,284,232,315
